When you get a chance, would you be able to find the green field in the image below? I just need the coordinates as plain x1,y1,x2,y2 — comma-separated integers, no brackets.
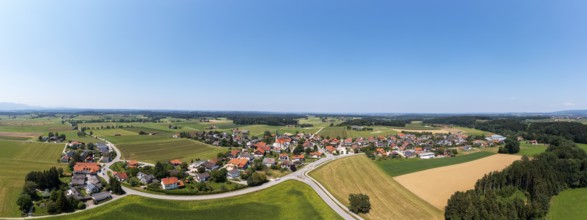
393,121,440,130
47,180,342,220
578,143,587,152
318,126,398,139
450,126,490,136
0,140,66,217
115,138,226,163
517,142,548,157
548,188,587,220
375,151,495,176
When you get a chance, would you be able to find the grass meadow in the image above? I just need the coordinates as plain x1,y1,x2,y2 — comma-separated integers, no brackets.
0,140,66,217
548,188,587,220
375,151,495,177
516,142,548,157
47,180,342,220
115,138,226,163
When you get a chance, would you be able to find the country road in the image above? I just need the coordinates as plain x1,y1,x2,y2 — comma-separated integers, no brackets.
96,129,363,219
6,129,363,220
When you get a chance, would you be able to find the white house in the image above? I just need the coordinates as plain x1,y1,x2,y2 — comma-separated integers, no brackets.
336,146,348,155
418,152,436,159
161,177,179,190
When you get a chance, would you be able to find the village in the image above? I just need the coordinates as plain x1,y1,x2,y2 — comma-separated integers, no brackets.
47,125,517,209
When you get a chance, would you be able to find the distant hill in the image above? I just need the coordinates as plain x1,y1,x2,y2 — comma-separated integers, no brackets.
551,110,587,116
0,102,43,111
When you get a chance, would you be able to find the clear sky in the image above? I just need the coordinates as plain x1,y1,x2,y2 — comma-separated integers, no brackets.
0,0,585,113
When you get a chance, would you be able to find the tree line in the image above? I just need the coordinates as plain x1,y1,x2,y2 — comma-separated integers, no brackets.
339,118,409,127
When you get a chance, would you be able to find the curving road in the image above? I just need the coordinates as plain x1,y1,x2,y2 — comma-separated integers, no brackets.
6,131,363,219
101,133,362,219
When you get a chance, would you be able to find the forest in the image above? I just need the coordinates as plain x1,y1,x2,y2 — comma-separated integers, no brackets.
444,121,587,219
425,116,587,144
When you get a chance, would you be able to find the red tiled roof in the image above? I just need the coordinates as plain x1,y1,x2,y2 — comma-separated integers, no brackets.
229,158,249,169
127,160,139,168
161,177,179,185
325,146,335,153
169,159,182,165
116,172,128,180
73,162,100,173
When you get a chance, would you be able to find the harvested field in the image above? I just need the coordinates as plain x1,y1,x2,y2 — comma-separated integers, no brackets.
394,154,521,209
310,155,442,220
0,132,40,138
392,128,450,134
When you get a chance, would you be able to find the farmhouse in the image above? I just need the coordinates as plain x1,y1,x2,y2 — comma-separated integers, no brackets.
113,171,128,182
325,146,335,154
195,172,210,183
169,159,183,166
161,177,179,190
73,162,101,174
262,158,276,167
227,169,241,179
137,172,155,184
228,157,249,169
418,152,436,159
127,160,139,169
310,151,323,158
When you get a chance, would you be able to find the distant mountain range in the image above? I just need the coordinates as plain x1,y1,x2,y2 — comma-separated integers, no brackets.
0,102,44,111
0,102,586,116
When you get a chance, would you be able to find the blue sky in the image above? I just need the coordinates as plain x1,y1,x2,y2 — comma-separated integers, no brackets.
0,0,585,113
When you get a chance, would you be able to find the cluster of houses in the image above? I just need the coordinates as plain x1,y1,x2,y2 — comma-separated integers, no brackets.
60,142,113,164
67,162,112,204
317,132,508,159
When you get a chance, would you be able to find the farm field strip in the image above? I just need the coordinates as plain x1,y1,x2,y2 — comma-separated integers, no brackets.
394,154,521,209
116,138,225,163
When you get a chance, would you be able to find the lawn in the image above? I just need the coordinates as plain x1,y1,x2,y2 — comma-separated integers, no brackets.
517,142,548,157
310,155,442,220
449,126,490,136
375,151,495,176
116,138,226,163
47,180,342,220
548,188,587,220
0,140,66,217
578,143,587,152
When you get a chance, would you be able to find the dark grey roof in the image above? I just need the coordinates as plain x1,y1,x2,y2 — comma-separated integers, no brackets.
91,192,111,201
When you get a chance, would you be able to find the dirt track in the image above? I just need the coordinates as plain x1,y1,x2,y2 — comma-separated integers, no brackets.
394,154,521,209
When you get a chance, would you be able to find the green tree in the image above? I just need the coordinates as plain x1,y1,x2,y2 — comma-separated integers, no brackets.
211,168,228,183
349,193,371,214
153,162,166,179
16,193,33,214
504,138,520,154
110,178,125,195
22,181,38,198
247,172,267,186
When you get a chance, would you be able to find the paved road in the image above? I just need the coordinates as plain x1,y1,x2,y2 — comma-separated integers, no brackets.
98,130,363,219
8,132,362,219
